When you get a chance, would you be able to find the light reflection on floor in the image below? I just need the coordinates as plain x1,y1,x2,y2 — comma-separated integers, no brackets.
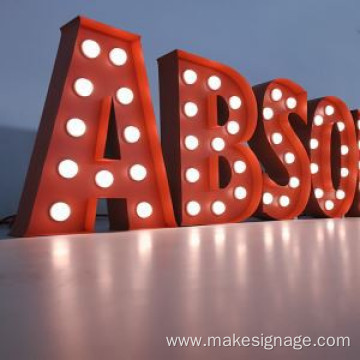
0,218,359,359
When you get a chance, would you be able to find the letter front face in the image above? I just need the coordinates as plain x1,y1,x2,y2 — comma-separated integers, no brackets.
305,98,357,217
158,51,262,226
12,17,175,237
249,80,311,219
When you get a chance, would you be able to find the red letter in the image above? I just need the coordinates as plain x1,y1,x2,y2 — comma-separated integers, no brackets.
305,97,357,217
158,50,262,225
12,17,175,237
347,110,360,216
249,79,311,219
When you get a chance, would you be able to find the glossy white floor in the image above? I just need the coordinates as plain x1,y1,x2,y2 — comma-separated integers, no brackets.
0,218,359,359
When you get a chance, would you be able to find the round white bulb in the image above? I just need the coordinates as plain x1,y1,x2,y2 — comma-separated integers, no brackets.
341,145,349,155
185,168,200,183
289,177,300,188
357,120,360,130
263,192,273,205
207,75,221,90
325,105,335,116
136,202,153,218
233,160,246,174
123,126,141,143
186,201,201,216
116,87,134,105
211,201,226,215
211,137,225,152
325,200,334,211
271,88,282,101
229,96,242,110
279,195,290,207
184,135,199,150
95,170,114,188
314,115,324,126
310,163,319,174
226,121,240,135
109,48,127,66
310,138,319,149
74,78,94,97
183,69,197,84
184,102,198,117
263,107,274,120
358,140,360,150
66,118,86,137
341,167,349,177
314,188,324,199
49,202,71,222
337,121,345,132
271,132,283,145
234,186,247,200
81,40,101,59
286,97,297,109
58,159,79,179
129,164,147,181
284,152,295,164
336,189,345,200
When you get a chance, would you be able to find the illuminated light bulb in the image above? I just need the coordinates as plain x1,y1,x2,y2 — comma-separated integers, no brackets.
207,75,221,90
109,48,127,66
66,118,86,137
229,96,242,109
271,88,282,101
123,126,141,143
182,69,197,84
58,159,79,179
211,137,225,151
340,167,349,177
263,192,273,205
325,105,335,116
226,120,240,135
314,188,324,199
279,195,290,207
185,168,200,183
74,78,94,97
310,163,319,174
186,201,201,216
337,121,345,132
310,138,319,149
116,87,134,105
357,120,360,130
286,97,297,109
284,152,295,164
336,189,345,200
358,140,360,150
271,132,283,145
184,102,198,117
341,145,349,155
81,39,101,59
325,200,334,211
263,107,274,120
184,135,199,150
136,202,153,218
95,170,114,188
49,202,71,222
289,176,300,188
233,160,246,173
314,115,324,126
129,164,147,181
234,186,247,199
211,201,226,215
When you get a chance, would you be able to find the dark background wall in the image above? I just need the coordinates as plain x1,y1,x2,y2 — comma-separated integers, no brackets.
1,0,360,218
